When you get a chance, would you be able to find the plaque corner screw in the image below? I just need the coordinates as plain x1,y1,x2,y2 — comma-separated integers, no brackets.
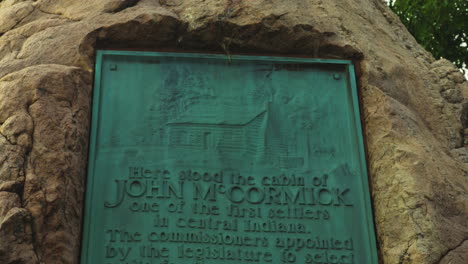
110,64,118,71
333,73,341,80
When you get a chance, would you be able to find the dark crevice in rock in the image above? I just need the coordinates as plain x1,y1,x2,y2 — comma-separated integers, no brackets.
4,6,35,33
104,0,141,14
29,219,41,264
437,238,468,263
460,101,468,148
398,239,415,264
461,101,468,129
0,130,15,146
159,0,183,7
20,101,39,263
37,8,81,22
80,13,362,67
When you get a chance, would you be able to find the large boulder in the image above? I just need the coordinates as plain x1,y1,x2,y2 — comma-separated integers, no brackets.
0,0,466,263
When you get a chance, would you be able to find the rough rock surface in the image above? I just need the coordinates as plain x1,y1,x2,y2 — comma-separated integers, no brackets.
0,0,466,263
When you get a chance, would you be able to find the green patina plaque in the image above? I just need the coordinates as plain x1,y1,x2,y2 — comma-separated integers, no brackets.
81,51,378,264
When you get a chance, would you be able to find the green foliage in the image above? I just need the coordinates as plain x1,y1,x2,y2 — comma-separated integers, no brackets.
389,0,468,68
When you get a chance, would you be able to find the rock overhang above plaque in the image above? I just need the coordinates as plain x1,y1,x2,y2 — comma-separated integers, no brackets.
81,51,379,264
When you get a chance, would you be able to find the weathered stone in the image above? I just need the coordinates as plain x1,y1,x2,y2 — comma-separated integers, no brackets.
102,0,140,13
0,192,20,219
0,0,466,263
0,135,26,182
449,71,467,84
439,240,468,264
0,179,23,193
0,0,30,8
442,88,464,104
0,207,38,264
461,82,468,99
0,112,33,147
452,148,468,163
0,1,34,34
